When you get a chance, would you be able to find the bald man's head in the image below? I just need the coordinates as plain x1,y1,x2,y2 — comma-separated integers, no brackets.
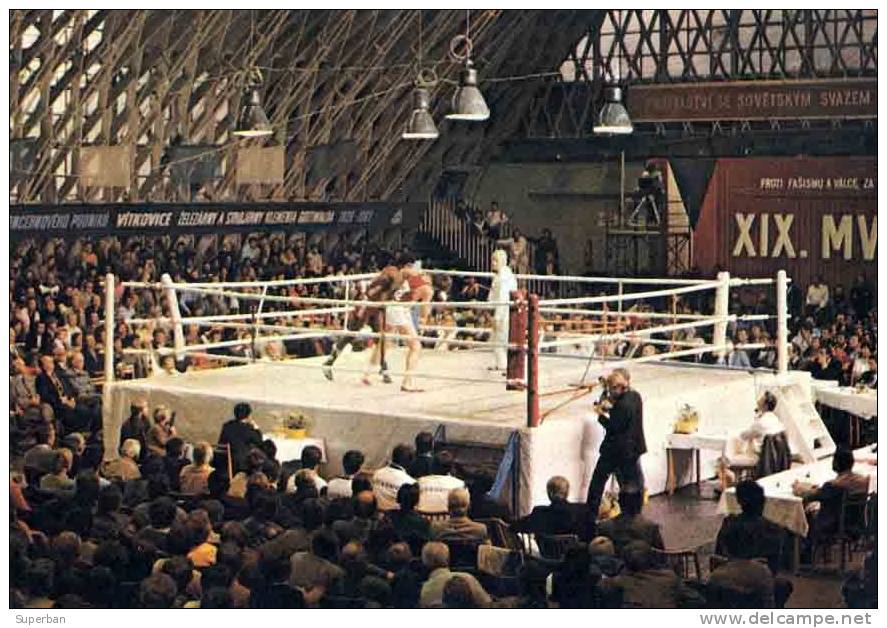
354,490,377,519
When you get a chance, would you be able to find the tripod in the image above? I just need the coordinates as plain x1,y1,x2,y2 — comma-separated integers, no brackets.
627,191,661,228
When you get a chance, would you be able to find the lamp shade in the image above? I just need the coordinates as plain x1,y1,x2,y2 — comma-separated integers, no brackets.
446,64,489,121
402,87,439,140
593,86,633,135
234,88,273,138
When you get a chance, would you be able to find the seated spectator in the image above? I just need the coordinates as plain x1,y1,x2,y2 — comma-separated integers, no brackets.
512,475,584,537
793,447,871,540
145,405,176,458
808,346,844,381
35,354,81,434
716,480,785,572
431,488,489,543
179,441,214,495
806,276,831,321
39,448,76,496
600,541,704,608
10,355,41,418
101,438,142,482
120,400,151,455
24,422,58,480
408,431,435,478
597,490,664,552
372,444,416,511
289,529,345,598
138,573,178,609
858,356,877,388
184,510,218,568
135,496,178,554
386,483,431,552
419,542,491,608
251,554,305,608
739,391,791,476
285,445,326,494
417,451,465,513
708,523,779,608
327,450,364,500
333,490,383,544
142,437,189,492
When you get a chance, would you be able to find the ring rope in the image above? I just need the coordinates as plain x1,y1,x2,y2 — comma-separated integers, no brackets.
537,280,722,307
537,316,732,350
150,350,515,386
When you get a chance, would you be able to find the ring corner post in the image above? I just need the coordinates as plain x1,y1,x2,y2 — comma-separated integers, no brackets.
161,272,185,362
507,289,527,392
713,270,731,355
776,269,789,376
527,293,541,428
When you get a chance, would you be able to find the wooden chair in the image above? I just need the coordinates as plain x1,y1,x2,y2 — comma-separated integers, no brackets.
652,545,703,583
445,539,482,572
476,517,521,550
533,533,579,561
810,491,870,572
211,443,233,480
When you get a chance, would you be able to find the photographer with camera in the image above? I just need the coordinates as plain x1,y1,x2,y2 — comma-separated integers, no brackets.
585,368,647,539
146,405,177,457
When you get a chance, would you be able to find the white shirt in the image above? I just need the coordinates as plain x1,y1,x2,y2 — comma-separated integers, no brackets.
806,284,829,308
489,267,518,322
417,474,466,513
285,470,328,494
326,476,353,501
741,411,784,454
372,464,415,511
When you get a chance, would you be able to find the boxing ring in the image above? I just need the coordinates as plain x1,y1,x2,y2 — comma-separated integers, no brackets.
100,267,803,515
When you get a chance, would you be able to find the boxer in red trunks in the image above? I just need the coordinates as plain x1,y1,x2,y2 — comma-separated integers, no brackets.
393,264,433,392
322,263,403,383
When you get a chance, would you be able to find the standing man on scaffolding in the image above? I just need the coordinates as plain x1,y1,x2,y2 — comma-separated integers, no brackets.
489,249,518,374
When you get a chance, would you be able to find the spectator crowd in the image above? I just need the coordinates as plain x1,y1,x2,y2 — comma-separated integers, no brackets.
8,223,876,610
12,397,876,609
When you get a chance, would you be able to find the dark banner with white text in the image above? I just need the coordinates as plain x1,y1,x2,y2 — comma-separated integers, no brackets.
9,202,422,239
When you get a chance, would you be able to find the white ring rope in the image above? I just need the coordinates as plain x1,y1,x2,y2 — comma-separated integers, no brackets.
137,350,510,386
171,284,513,309
538,280,722,307
127,326,512,354
125,307,352,327
110,267,787,390
537,315,733,350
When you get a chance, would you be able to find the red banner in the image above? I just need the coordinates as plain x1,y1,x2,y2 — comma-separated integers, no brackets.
693,157,876,291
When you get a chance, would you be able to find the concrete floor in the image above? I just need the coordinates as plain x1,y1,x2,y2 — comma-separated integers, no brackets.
646,482,863,608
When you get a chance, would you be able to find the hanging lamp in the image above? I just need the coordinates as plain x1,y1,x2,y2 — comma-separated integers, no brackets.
402,11,439,140
234,84,273,138
593,10,633,135
446,12,489,121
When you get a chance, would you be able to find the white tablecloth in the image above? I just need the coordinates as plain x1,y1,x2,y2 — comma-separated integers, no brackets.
267,435,327,463
666,433,728,451
718,445,877,537
812,384,877,419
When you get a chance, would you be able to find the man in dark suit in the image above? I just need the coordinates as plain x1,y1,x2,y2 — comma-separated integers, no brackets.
585,368,646,538
512,475,584,536
597,489,664,552
35,354,82,433
218,402,263,473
